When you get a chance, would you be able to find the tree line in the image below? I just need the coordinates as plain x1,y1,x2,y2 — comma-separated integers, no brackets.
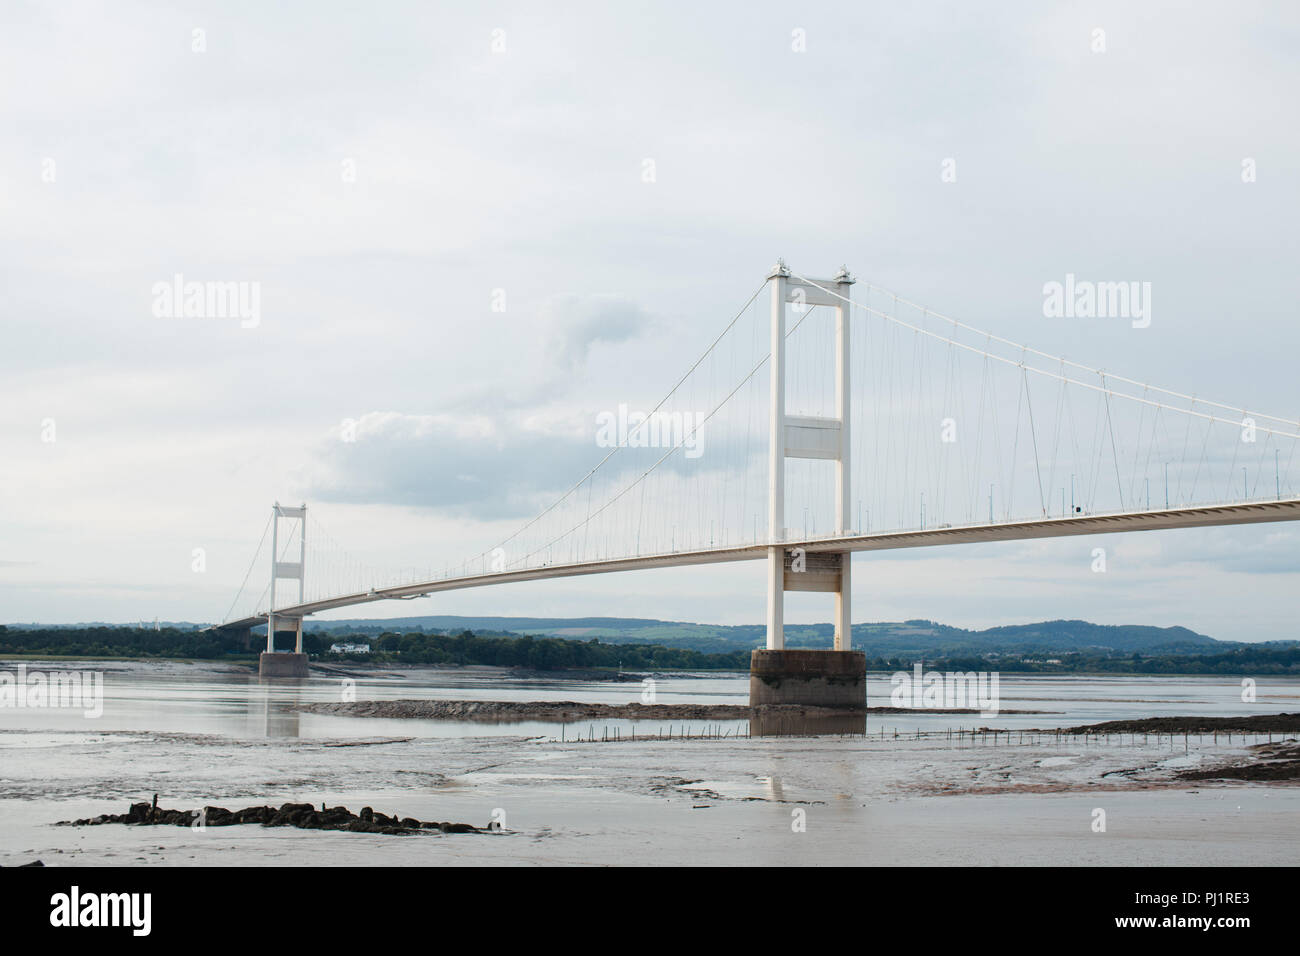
1,625,1297,675
308,630,750,670
0,625,750,671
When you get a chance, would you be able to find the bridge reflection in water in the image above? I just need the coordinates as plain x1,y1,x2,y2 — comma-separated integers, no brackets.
250,684,302,739
749,709,866,736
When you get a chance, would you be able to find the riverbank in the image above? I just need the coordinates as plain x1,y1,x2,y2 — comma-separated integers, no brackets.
300,699,1054,722
1056,713,1300,734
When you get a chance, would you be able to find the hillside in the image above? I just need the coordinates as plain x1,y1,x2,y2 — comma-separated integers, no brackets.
301,615,1280,658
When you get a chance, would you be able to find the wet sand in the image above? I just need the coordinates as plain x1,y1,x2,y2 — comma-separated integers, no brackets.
1056,713,1300,734
1177,740,1300,781
300,699,1048,722
4,729,1298,866
302,699,756,721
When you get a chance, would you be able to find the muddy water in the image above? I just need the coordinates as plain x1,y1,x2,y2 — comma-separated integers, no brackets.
1,661,1297,866
5,661,1291,737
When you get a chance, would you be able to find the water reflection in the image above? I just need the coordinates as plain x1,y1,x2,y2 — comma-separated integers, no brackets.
761,775,785,801
3,664,1296,742
748,709,866,736
251,684,302,739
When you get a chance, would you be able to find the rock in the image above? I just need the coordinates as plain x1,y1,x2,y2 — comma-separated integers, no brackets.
202,807,235,826
57,800,483,837
233,806,272,824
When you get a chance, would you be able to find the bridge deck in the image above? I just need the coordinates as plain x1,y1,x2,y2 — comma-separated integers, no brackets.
218,498,1300,630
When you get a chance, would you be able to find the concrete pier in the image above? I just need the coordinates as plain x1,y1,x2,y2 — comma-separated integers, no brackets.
749,649,866,709
259,652,309,679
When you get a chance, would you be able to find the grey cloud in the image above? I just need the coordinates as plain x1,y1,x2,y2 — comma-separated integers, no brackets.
305,408,764,522
1153,527,1300,577
542,295,651,371
307,411,609,519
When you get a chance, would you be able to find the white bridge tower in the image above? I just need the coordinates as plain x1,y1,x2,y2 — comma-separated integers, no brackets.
765,260,855,652
265,502,307,655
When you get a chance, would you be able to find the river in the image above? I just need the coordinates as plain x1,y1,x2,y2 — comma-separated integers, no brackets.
1,660,1297,865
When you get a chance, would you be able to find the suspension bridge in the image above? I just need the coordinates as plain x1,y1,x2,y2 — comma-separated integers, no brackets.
216,261,1300,694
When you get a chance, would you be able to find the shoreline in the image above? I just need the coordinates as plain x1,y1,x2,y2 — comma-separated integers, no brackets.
299,699,1051,722
300,699,1300,734
1051,713,1300,734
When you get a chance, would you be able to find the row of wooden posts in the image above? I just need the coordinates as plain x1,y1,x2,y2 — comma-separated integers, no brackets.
556,724,1286,747
560,723,744,742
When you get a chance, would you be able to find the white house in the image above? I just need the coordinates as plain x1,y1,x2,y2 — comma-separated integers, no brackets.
329,642,371,654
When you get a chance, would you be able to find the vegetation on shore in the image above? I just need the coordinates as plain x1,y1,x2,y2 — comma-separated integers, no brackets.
1,624,1298,675
296,615,1280,658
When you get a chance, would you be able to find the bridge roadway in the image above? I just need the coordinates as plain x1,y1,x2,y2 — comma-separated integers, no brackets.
218,497,1300,631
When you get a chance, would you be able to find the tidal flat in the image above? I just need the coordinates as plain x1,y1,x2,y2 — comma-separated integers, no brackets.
1,660,1297,866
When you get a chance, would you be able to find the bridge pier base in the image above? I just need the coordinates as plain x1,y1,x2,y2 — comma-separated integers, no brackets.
749,648,866,710
259,652,309,680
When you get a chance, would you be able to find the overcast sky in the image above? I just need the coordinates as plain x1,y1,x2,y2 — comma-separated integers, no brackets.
2,1,1298,641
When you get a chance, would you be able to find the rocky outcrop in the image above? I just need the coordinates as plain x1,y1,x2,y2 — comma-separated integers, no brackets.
1177,740,1300,781
1058,713,1300,734
299,699,847,722
300,699,1043,722
58,800,490,836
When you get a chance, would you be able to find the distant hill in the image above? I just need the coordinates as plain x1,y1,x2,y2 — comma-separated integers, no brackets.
10,615,1290,659
301,615,1289,658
